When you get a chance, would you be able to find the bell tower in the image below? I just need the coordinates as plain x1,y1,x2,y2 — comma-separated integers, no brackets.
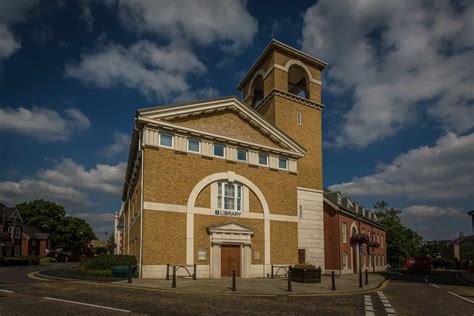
238,40,327,269
238,39,327,191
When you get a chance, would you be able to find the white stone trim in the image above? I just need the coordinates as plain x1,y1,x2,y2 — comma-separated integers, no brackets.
275,60,322,86
297,187,324,194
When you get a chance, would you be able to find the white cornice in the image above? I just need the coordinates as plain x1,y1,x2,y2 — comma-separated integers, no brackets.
254,89,325,112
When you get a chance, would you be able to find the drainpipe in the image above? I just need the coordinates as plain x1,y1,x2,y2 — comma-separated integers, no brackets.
336,211,341,275
134,121,144,278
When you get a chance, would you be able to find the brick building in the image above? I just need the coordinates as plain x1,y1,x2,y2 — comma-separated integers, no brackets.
116,40,386,278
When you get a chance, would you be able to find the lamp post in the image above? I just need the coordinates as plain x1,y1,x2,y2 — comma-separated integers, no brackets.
351,233,369,288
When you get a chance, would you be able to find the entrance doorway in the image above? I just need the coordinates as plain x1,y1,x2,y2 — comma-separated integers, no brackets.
221,245,241,277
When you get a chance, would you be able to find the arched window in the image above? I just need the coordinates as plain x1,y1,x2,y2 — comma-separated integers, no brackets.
288,65,309,98
351,227,357,237
251,75,264,108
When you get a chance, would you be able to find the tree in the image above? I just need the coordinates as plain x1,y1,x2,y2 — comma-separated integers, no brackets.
374,201,423,268
421,240,448,258
16,199,96,254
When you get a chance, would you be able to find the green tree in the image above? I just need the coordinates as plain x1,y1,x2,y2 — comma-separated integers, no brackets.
16,199,96,254
374,201,423,268
421,240,448,258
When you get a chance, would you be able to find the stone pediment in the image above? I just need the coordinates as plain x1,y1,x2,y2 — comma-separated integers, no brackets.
207,222,254,235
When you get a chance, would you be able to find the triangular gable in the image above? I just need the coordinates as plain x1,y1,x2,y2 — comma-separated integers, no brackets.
9,209,23,223
138,97,305,155
207,222,254,235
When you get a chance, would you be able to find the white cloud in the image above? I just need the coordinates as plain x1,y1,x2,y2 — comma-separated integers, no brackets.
79,0,94,31
302,0,474,147
38,158,126,194
66,41,208,102
402,205,463,218
115,0,257,53
329,132,474,200
0,106,91,141
102,131,131,158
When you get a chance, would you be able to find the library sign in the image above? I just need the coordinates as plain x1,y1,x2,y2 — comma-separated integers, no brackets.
214,209,242,217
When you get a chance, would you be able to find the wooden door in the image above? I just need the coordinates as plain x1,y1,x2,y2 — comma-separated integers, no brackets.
221,245,241,277
298,249,306,264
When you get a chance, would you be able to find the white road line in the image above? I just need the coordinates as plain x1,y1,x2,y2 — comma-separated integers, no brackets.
0,289,14,293
429,283,440,289
43,297,131,313
364,295,375,316
447,291,474,304
377,291,396,314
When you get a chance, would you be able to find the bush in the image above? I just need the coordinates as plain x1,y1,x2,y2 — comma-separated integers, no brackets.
0,256,40,266
72,267,113,277
40,257,57,265
432,257,455,269
81,255,137,270
292,264,320,272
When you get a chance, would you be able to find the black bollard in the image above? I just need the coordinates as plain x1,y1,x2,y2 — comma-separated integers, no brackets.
172,266,176,288
271,265,274,279
193,264,197,280
359,269,363,288
287,270,292,292
331,271,336,291
232,270,237,291
365,269,369,285
166,263,170,280
127,265,132,284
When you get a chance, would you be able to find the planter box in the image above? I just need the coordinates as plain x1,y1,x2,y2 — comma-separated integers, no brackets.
111,265,136,278
290,268,322,283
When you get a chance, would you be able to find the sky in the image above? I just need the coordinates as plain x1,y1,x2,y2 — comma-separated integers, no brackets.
0,0,473,241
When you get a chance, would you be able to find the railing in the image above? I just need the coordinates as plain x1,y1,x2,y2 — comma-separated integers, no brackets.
166,264,197,280
269,265,291,279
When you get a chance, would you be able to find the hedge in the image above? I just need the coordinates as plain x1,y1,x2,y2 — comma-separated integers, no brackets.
81,255,137,270
0,256,40,266
432,257,455,269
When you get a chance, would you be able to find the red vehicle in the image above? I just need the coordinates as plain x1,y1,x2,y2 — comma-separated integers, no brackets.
406,256,432,273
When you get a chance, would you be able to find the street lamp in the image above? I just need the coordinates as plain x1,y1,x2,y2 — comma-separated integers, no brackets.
350,233,369,288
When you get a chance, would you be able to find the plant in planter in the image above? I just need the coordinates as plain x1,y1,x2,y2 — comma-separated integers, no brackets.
290,264,322,283
350,233,369,246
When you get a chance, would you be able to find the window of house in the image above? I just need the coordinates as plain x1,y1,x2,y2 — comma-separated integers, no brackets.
159,133,173,148
258,154,268,166
15,227,21,239
342,223,347,243
381,236,384,248
217,182,242,211
187,139,200,153
14,246,20,257
278,158,287,170
343,252,349,269
237,149,247,162
213,144,225,157
297,112,302,126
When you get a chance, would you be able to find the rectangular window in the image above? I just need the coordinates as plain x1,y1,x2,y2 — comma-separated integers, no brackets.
15,227,21,239
237,149,247,162
278,158,287,169
187,139,200,153
14,246,20,257
8,226,13,235
258,154,268,166
159,133,173,148
381,236,384,248
342,223,347,243
297,112,302,126
343,252,348,269
213,144,225,157
217,182,242,211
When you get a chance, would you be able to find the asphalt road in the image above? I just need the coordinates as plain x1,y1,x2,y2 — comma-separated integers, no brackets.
0,264,473,315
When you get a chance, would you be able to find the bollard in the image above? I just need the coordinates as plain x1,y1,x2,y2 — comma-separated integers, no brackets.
166,264,170,280
359,269,363,288
271,265,274,279
231,270,237,291
287,270,292,292
193,264,197,280
127,265,132,284
331,271,336,291
365,269,369,285
172,266,176,288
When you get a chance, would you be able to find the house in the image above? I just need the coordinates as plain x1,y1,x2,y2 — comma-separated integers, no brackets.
323,190,387,274
459,235,474,263
0,203,23,257
21,224,49,257
116,40,386,279
445,233,467,261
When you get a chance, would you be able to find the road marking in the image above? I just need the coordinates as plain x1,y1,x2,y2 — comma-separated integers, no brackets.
447,291,474,304
0,289,14,293
27,272,52,282
364,295,375,316
429,283,440,289
43,297,131,313
377,291,396,314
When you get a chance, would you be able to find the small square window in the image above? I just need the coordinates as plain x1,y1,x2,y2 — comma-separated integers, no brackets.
237,149,247,161
213,144,225,157
188,139,200,153
159,133,173,148
278,158,287,169
258,154,268,166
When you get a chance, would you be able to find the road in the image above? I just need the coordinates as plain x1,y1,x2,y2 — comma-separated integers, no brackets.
0,264,473,315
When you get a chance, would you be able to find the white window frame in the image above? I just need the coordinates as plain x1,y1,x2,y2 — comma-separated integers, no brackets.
159,133,174,148
278,158,288,170
213,144,225,158
297,112,302,126
258,154,268,166
217,182,242,212
343,252,348,269
15,227,21,239
187,138,201,153
342,223,347,243
236,148,248,162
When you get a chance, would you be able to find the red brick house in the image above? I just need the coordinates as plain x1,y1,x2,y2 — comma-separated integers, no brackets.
0,203,23,257
323,190,387,274
21,224,49,257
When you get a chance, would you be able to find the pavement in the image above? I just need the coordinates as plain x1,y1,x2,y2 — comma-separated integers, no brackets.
459,270,474,285
1,263,473,315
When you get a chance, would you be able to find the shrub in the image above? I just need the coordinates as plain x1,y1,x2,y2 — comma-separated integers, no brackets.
0,256,40,266
40,257,57,265
82,255,137,270
72,267,113,277
432,257,455,269
292,264,320,272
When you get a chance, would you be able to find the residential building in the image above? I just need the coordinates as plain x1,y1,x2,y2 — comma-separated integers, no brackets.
0,203,23,257
21,224,49,257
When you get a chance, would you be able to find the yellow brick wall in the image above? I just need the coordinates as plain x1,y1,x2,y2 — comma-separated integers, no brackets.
195,184,211,208
143,147,298,216
249,189,263,213
142,210,186,265
270,220,298,264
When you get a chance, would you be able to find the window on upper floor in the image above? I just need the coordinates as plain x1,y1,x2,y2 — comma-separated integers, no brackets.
213,144,225,157
288,65,309,98
217,182,242,212
297,112,302,126
258,154,268,166
342,223,347,243
15,227,21,239
251,75,264,108
159,133,173,148
237,149,247,162
188,139,200,153
278,158,287,170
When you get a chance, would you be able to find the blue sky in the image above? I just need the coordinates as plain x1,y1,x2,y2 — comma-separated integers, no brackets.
0,0,473,240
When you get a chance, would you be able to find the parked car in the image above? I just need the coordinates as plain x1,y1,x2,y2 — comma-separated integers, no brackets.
406,256,432,273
